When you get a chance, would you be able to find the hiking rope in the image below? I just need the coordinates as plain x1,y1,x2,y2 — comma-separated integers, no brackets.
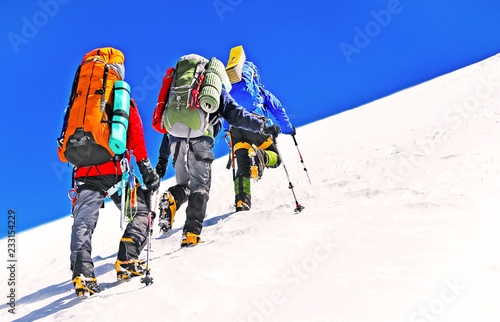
122,168,141,224
130,181,138,209
124,184,131,222
68,188,77,206
190,74,204,109
123,185,138,223
130,176,139,220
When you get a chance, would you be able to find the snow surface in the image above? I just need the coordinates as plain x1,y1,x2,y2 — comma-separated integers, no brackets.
2,54,500,321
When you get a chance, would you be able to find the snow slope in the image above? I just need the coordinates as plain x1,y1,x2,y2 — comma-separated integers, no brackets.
2,54,500,322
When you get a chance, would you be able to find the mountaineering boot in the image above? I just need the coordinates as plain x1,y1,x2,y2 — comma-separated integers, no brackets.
115,259,149,279
236,200,250,212
234,176,251,212
158,191,177,236
116,238,149,279
71,260,100,296
248,144,268,180
72,275,100,296
181,232,202,248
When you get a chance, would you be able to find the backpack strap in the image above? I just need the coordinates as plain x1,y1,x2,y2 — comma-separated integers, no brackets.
185,129,192,164
172,140,183,167
58,65,82,146
82,57,115,113
69,65,82,102
95,64,110,112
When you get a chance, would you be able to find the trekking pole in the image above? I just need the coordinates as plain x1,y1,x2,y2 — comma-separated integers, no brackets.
141,189,158,286
292,134,312,184
149,190,160,242
275,143,305,213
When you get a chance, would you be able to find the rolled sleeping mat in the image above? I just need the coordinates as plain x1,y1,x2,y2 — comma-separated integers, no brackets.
206,57,231,91
109,81,130,155
206,57,226,81
199,71,222,113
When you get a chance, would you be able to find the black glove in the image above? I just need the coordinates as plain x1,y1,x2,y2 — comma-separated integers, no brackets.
261,122,281,139
155,158,168,179
137,158,160,194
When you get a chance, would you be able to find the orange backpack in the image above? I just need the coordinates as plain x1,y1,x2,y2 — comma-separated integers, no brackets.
57,47,125,167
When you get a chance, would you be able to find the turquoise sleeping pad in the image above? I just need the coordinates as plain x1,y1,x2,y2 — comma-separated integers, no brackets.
109,81,130,155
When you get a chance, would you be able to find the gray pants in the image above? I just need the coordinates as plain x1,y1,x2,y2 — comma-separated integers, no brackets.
170,138,214,235
70,175,149,277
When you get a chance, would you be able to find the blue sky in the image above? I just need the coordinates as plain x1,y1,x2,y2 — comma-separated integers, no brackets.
1,0,500,237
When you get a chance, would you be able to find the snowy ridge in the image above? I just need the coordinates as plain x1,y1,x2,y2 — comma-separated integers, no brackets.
1,54,500,321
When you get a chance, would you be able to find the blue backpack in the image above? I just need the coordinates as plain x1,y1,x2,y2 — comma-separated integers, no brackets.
229,61,265,115
229,61,294,135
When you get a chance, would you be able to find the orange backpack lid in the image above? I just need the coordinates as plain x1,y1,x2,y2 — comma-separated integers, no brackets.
82,47,125,65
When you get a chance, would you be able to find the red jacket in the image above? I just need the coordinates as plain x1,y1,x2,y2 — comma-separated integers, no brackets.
75,99,148,178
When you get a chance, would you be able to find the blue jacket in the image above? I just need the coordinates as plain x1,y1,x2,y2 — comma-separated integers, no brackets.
159,88,263,160
226,61,294,135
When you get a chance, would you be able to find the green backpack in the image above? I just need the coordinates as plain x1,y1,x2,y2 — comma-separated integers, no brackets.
163,54,228,139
